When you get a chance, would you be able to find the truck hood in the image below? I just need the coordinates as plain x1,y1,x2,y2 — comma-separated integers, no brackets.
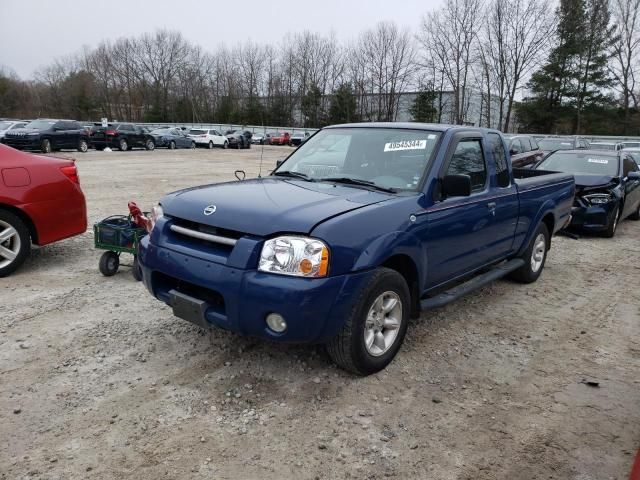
161,178,393,236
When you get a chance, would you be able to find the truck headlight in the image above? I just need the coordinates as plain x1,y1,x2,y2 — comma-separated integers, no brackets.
259,236,329,277
150,204,163,231
583,193,613,205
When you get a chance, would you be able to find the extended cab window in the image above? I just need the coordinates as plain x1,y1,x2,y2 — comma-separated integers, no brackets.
488,133,510,188
446,139,487,192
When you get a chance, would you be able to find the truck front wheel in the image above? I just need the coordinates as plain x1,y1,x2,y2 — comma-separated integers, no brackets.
509,223,549,284
326,267,410,375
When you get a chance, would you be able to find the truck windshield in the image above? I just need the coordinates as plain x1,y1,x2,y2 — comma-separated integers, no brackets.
538,152,619,176
275,128,441,191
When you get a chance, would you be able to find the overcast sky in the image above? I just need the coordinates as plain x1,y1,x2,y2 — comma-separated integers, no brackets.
0,0,443,79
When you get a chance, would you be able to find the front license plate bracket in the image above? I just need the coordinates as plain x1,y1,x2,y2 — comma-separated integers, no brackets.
169,289,210,329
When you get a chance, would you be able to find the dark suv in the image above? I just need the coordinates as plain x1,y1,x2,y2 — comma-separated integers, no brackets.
1,119,90,153
503,135,544,168
90,123,155,151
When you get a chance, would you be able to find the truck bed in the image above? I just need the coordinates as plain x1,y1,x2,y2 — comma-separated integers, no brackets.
513,168,574,193
512,168,575,241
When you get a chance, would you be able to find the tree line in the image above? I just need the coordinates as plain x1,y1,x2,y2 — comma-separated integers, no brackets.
0,0,639,135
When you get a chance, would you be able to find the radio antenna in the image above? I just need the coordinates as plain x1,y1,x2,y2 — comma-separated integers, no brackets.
258,118,265,178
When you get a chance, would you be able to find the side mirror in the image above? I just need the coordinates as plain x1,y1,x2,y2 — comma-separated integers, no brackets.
276,160,285,168
441,174,472,198
628,171,640,180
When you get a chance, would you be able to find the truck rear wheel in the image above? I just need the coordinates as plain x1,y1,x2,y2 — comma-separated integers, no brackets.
326,267,410,375
509,223,549,284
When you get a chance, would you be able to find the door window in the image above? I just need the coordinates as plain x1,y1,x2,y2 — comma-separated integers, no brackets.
488,133,510,187
446,139,487,192
623,157,638,176
530,137,539,150
520,137,532,151
509,138,523,154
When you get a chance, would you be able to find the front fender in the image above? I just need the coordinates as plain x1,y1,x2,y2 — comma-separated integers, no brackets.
352,230,425,289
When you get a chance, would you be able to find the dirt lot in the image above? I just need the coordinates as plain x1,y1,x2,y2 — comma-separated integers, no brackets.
1,146,639,480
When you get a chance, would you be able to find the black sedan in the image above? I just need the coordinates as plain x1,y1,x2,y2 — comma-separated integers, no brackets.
225,130,251,149
149,128,196,149
535,150,640,237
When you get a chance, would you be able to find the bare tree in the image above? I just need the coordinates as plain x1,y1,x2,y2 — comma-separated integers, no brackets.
419,0,483,125
355,21,416,121
610,0,640,133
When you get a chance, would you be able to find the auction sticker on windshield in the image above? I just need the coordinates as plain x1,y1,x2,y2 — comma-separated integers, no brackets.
384,139,427,152
588,158,609,164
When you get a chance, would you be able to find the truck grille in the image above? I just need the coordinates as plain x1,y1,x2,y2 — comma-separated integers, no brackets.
167,216,246,253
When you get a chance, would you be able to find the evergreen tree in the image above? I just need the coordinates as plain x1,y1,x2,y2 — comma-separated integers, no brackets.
409,83,438,123
328,83,358,124
301,85,323,127
518,0,615,133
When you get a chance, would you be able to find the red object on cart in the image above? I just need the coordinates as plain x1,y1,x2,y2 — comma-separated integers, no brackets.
128,201,152,232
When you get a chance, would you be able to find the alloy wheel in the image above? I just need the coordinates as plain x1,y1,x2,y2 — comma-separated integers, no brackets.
0,219,21,269
363,291,402,357
530,233,546,273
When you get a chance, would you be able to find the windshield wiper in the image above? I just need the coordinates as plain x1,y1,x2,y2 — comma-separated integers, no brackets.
272,170,314,182
320,177,397,193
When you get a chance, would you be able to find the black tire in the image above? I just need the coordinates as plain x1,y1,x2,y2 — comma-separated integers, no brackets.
602,205,621,238
41,139,52,154
145,139,155,151
223,141,228,149
118,138,128,151
132,255,143,281
326,267,410,375
169,141,176,150
509,222,549,283
247,141,251,149
208,141,214,149
0,210,31,277
99,251,119,277
77,139,88,153
628,202,640,220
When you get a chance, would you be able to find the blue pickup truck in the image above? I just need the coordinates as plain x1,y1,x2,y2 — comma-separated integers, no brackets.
139,123,574,375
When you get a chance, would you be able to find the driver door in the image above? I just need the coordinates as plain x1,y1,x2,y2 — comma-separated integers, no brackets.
423,134,503,288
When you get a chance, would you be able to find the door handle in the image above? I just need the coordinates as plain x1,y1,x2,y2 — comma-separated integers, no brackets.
487,202,497,215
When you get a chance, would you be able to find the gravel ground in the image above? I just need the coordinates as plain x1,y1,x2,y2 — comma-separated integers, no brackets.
1,146,639,480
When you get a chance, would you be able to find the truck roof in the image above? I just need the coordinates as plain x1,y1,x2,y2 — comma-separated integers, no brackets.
325,122,503,135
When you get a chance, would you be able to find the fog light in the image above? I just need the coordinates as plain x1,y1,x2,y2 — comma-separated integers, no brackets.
266,313,287,333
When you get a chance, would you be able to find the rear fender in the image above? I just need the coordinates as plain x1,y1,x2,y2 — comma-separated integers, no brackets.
516,200,556,256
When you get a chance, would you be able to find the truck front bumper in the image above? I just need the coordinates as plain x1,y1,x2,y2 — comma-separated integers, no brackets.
138,237,373,343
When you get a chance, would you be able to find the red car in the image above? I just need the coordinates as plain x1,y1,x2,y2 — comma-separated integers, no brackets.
0,144,87,276
269,132,290,145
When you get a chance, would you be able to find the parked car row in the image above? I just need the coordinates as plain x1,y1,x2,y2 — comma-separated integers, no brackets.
0,118,310,153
